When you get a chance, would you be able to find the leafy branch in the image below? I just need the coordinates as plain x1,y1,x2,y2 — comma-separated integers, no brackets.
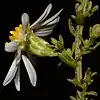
50,0,100,99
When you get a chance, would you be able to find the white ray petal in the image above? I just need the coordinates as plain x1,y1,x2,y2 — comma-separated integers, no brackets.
3,50,21,86
30,3,52,29
41,9,63,26
14,65,20,91
5,41,19,52
34,17,59,36
37,26,55,31
21,13,29,27
3,58,17,86
22,55,37,87
35,30,52,36
45,16,60,25
34,17,59,34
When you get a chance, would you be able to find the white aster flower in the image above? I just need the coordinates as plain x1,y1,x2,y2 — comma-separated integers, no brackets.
3,3,63,91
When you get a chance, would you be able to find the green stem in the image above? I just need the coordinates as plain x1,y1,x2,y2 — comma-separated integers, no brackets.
75,25,83,82
75,60,82,82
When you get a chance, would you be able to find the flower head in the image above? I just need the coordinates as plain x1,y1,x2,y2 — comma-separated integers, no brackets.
3,3,63,91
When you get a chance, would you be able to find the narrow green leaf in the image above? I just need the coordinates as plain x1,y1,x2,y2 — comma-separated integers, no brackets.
77,90,82,99
75,3,80,10
67,79,74,84
89,27,92,37
87,1,92,12
92,72,97,77
46,44,55,48
89,79,94,85
68,18,76,36
58,34,64,45
70,96,77,100
91,5,99,14
57,41,64,50
85,91,97,96
90,5,99,16
67,78,85,88
58,53,76,68
84,39,90,49
51,38,57,45
71,15,76,21
84,1,92,17
84,67,91,84
62,49,74,60
66,48,72,56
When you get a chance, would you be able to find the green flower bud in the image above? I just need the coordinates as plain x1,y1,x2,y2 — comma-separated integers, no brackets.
90,24,100,38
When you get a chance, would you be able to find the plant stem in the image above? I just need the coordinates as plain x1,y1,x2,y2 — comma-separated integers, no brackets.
75,25,83,82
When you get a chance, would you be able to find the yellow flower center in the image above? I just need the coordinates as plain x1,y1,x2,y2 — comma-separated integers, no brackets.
9,24,24,41
6,24,25,49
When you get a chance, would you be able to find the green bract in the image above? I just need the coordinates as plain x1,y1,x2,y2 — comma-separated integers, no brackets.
26,33,57,57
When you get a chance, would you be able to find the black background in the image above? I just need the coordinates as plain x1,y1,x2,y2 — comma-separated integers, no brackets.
0,0,100,100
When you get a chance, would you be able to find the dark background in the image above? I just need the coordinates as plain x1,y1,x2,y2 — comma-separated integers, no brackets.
0,0,100,100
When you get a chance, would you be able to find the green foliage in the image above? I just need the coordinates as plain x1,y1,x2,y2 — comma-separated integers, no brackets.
58,49,77,68
24,0,100,99
50,0,99,99
71,0,99,25
51,34,64,51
